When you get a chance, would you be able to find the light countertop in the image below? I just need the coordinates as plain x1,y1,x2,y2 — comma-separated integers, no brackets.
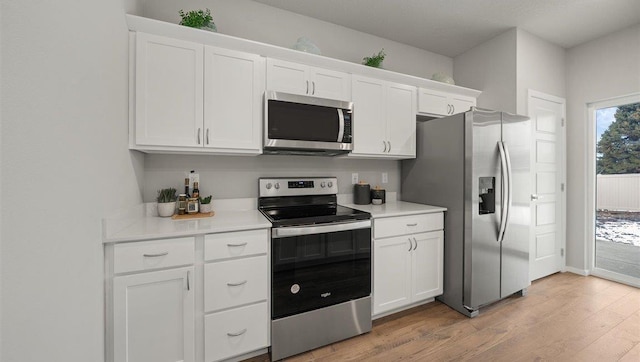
103,199,271,243
343,200,446,218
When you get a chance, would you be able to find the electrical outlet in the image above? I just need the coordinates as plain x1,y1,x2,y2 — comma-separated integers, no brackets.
352,173,359,184
382,172,388,184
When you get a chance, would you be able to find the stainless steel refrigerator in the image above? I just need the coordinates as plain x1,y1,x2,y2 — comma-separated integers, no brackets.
401,108,531,317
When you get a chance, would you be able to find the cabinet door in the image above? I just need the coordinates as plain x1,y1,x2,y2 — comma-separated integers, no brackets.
113,267,194,362
135,33,203,147
204,47,264,153
417,88,449,116
373,235,412,315
309,67,351,101
351,75,387,156
411,231,444,302
449,95,476,115
386,83,416,158
266,58,310,95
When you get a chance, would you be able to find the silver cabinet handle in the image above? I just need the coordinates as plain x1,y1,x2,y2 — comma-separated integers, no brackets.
383,140,387,153
197,128,201,144
227,242,248,247
206,128,210,145
406,223,418,227
306,80,309,94
312,81,316,95
227,280,248,287
531,194,539,201
413,237,418,251
387,141,391,152
227,328,247,337
143,252,168,257
186,270,190,291
452,104,455,114
408,238,413,252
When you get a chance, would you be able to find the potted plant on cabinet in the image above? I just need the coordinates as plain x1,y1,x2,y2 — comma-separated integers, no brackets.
157,188,177,217
362,48,386,68
199,195,213,213
178,8,217,32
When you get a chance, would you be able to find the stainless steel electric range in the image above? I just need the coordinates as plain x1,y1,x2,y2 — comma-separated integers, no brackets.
258,177,372,361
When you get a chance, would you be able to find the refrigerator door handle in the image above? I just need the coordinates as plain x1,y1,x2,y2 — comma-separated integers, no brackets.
502,141,514,240
497,141,509,242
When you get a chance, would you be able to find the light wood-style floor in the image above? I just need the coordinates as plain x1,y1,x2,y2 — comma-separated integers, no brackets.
246,272,640,361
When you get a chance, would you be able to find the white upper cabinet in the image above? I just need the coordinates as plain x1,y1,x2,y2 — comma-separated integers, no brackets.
418,87,476,117
267,58,351,101
204,47,264,152
135,33,203,147
132,33,265,154
350,75,416,159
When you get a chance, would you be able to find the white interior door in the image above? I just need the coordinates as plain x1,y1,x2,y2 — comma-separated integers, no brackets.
528,90,566,281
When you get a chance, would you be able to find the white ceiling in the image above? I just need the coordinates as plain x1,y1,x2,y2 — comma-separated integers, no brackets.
253,0,640,57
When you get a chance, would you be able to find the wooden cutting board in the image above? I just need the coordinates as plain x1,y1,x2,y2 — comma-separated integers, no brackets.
171,211,215,220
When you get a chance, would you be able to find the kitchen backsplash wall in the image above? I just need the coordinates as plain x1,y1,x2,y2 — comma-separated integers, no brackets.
143,154,400,201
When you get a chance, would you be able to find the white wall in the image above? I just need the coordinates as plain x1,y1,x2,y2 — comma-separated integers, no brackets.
565,24,640,270
453,28,517,113
143,155,400,202
137,0,453,80
1,0,143,361
516,29,566,114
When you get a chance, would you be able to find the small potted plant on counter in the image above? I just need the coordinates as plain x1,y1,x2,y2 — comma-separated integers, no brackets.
199,195,213,213
157,187,177,217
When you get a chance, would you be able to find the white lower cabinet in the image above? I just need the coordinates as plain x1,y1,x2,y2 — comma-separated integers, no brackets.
113,266,195,362
107,228,270,362
373,213,444,316
204,302,269,362
204,229,269,362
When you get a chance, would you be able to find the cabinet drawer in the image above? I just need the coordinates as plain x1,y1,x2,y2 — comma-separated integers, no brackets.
113,237,195,274
204,229,268,262
205,302,268,362
204,256,268,312
374,213,443,239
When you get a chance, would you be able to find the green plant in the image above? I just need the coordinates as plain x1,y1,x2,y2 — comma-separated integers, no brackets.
179,8,213,28
362,48,386,68
199,195,212,205
157,188,177,203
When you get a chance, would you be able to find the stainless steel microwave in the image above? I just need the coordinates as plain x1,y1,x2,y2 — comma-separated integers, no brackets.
264,91,353,156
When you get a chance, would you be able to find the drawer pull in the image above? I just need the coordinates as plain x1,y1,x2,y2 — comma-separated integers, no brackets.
143,251,169,258
227,280,248,287
227,328,247,337
227,242,248,247
186,270,190,291
406,223,418,227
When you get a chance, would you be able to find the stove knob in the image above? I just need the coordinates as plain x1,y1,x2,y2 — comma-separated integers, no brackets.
327,181,334,188
320,182,326,188
274,182,280,189
266,183,272,190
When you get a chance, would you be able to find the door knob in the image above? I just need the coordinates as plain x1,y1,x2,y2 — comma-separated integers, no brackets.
531,194,539,201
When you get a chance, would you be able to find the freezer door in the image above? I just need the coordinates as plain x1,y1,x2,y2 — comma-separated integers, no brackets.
500,113,531,297
464,110,503,309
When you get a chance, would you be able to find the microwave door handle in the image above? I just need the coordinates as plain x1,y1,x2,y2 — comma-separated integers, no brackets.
337,109,345,142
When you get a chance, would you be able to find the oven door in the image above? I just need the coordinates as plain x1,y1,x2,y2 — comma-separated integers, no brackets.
271,220,371,319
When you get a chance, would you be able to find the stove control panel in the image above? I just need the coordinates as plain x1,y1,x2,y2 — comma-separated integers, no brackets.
259,177,338,197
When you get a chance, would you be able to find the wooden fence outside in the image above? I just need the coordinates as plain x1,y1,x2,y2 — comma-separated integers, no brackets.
597,174,640,211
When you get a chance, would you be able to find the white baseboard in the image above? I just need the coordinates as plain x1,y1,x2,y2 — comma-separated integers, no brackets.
564,266,590,276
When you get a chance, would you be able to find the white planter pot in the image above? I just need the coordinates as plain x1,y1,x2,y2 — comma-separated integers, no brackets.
157,202,176,217
200,203,213,213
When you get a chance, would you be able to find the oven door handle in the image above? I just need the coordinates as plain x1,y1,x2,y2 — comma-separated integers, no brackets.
272,220,371,238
